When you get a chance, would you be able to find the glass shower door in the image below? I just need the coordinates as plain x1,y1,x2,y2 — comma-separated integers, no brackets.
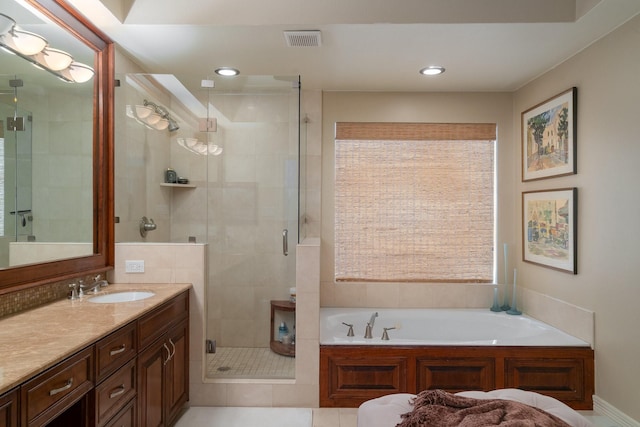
0,101,33,267
205,76,299,379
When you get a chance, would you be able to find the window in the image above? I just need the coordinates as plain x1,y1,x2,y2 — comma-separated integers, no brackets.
335,122,496,283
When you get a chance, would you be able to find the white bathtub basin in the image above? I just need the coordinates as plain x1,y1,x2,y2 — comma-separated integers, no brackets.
88,291,155,303
320,308,590,347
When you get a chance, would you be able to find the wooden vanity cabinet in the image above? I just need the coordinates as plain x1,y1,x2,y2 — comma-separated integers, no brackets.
21,346,94,427
0,290,189,427
93,322,138,427
0,388,18,427
137,292,189,427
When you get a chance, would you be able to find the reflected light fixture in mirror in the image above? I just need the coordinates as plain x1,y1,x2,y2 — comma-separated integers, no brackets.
0,12,95,83
39,47,73,70
9,29,47,55
67,61,95,82
128,99,179,131
0,0,114,293
0,13,14,34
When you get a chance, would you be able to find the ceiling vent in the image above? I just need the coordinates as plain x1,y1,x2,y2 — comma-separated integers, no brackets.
284,30,322,47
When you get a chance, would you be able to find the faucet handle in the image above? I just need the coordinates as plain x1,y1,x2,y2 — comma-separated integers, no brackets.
381,327,396,340
341,322,354,337
68,283,79,300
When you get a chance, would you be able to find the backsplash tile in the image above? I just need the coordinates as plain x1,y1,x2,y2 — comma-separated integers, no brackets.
0,273,104,319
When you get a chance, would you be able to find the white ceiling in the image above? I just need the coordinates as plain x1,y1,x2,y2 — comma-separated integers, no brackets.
68,0,640,92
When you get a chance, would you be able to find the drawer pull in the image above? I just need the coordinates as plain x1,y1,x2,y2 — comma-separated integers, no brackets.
109,385,126,399
49,378,73,396
110,344,126,356
168,338,176,360
163,343,171,366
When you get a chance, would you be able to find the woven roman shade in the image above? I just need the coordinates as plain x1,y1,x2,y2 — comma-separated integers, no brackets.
335,122,496,283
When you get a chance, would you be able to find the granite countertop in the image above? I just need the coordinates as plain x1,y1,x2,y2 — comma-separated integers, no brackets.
0,282,191,395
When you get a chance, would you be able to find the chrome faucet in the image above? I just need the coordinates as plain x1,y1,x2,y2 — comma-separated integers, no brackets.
342,322,355,337
68,283,80,300
364,312,378,339
78,275,109,296
369,312,378,328
364,323,373,339
381,327,396,340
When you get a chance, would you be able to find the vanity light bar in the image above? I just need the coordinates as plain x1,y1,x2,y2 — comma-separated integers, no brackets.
0,13,94,83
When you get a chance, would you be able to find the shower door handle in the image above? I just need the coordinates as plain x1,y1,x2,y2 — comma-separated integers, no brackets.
282,229,288,256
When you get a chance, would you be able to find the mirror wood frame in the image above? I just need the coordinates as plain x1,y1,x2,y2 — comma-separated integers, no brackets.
0,0,114,294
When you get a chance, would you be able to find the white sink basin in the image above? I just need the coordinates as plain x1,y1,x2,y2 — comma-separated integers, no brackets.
88,291,155,303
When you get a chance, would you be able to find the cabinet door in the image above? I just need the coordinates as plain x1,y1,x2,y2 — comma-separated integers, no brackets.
0,388,18,427
138,338,169,427
165,319,189,426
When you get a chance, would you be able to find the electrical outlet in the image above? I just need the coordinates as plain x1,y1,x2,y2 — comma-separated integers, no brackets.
125,260,145,273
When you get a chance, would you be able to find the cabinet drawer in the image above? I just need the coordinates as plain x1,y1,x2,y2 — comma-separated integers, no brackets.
21,346,94,426
138,291,188,349
0,387,18,427
104,397,136,427
96,322,137,383
95,359,136,426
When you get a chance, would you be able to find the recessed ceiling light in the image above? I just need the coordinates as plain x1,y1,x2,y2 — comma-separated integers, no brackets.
215,67,240,77
419,66,445,76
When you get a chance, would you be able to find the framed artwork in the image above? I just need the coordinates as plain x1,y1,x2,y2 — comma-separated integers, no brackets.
523,188,577,274
522,87,577,181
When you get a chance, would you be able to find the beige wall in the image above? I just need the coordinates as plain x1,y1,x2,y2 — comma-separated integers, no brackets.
319,15,640,422
513,14,640,422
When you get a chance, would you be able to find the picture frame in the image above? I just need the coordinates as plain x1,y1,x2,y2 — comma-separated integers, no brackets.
522,87,577,181
522,188,577,274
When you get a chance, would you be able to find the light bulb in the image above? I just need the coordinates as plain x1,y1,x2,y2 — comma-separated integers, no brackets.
10,28,47,55
67,62,94,83
40,47,73,70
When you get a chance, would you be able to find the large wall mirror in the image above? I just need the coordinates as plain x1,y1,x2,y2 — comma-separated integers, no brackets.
0,0,113,292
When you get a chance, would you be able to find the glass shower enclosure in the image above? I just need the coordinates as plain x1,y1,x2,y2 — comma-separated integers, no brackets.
203,76,300,379
117,74,300,379
0,83,33,267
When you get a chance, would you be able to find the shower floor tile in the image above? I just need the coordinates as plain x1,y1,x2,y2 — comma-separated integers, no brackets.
206,347,295,379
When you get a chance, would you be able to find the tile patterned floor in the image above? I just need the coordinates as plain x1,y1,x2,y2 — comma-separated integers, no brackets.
175,407,617,427
175,407,313,427
206,347,295,379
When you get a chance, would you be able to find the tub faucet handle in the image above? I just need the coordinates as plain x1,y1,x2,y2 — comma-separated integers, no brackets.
364,322,373,339
381,327,396,340
342,322,354,337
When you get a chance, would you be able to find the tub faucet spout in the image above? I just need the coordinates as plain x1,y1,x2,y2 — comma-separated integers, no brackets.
369,312,378,328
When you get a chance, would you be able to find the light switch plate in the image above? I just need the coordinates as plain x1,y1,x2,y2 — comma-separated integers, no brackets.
125,260,145,273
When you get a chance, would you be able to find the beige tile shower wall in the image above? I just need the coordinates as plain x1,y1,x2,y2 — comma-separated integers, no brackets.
301,90,322,239
114,242,319,408
112,242,207,389
191,241,320,408
114,72,172,243
9,242,92,266
27,88,93,243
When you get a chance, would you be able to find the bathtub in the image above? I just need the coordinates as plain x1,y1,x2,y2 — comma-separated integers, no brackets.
320,307,589,347
319,308,594,409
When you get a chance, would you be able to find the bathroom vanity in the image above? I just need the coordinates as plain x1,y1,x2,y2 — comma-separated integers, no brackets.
0,283,190,427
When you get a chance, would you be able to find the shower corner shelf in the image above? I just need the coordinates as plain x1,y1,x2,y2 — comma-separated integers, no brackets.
160,183,196,189
270,300,295,357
